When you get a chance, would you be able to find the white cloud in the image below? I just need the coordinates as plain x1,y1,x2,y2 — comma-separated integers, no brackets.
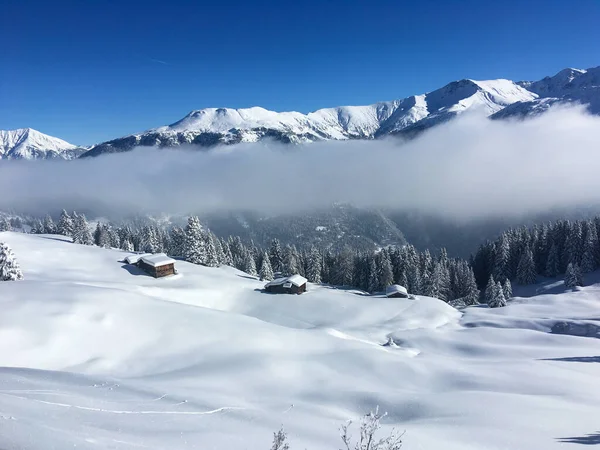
2,105,600,220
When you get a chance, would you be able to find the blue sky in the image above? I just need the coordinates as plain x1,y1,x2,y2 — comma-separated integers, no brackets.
2,0,599,146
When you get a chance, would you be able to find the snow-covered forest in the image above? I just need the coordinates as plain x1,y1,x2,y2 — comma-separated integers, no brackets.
5,210,597,308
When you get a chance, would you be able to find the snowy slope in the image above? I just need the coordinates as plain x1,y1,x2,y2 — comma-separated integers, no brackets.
0,128,84,160
80,78,537,157
498,66,600,119
1,232,600,449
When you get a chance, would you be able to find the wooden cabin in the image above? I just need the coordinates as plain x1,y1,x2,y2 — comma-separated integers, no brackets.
264,274,307,294
124,253,152,265
385,284,409,298
135,253,176,278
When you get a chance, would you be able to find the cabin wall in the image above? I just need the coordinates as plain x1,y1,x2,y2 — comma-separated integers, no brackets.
137,261,175,278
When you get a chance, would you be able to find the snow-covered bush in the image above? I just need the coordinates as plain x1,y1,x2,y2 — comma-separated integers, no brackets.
0,242,24,281
270,408,403,450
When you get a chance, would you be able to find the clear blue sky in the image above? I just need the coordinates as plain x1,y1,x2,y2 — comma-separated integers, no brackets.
2,0,599,146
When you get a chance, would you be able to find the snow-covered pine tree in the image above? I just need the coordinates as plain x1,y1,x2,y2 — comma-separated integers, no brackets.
269,239,284,274
564,262,583,288
0,242,24,281
220,238,233,266
580,232,597,273
121,239,134,252
30,219,44,234
484,275,496,305
406,262,421,295
376,250,394,292
259,252,274,281
367,256,379,293
93,223,103,246
516,247,537,285
73,214,93,245
0,217,11,232
43,215,56,234
184,216,206,265
545,242,560,277
213,233,226,266
488,281,507,308
564,221,583,267
306,246,322,284
242,248,257,276
502,278,512,300
169,226,186,257
204,232,219,267
282,245,301,276
493,235,511,281
57,210,74,237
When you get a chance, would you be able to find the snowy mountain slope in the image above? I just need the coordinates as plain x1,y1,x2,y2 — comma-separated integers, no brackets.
0,128,84,160
1,232,600,449
80,77,538,157
497,66,600,119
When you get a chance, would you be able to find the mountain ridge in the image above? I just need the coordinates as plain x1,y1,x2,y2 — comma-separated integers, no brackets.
3,66,598,159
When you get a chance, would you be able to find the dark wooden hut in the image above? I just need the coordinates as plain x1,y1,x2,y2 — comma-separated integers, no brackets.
264,274,307,294
136,253,176,278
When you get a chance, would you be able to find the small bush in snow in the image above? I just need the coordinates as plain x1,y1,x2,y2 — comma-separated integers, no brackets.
0,242,24,281
270,427,290,450
270,408,403,450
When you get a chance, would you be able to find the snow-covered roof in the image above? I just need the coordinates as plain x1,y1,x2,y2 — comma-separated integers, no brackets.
125,253,152,265
385,284,408,296
265,274,307,288
139,253,176,268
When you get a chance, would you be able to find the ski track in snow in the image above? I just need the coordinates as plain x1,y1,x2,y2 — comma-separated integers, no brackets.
0,391,244,416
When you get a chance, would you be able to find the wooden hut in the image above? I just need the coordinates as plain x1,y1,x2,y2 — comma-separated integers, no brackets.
124,253,151,265
385,284,409,298
264,274,307,294
137,253,176,278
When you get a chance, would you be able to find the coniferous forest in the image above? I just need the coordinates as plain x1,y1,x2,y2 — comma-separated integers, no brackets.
3,212,597,307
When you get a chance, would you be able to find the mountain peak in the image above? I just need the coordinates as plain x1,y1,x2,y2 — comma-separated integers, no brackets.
0,128,81,160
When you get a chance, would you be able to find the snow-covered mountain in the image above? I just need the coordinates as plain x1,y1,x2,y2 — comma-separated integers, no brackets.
0,128,84,160
7,66,600,159
492,67,600,120
81,77,539,157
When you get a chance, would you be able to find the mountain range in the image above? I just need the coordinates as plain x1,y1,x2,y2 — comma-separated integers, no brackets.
2,66,598,160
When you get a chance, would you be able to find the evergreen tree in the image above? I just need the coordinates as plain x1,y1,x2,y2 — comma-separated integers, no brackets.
366,256,379,293
282,245,301,276
43,215,56,234
0,217,11,232
259,252,274,281
242,249,257,276
516,247,537,285
545,242,560,277
213,234,226,265
204,232,219,267
306,246,322,283
484,275,496,305
30,219,44,234
121,239,134,252
57,210,74,237
94,223,103,246
169,226,186,257
564,221,583,267
0,242,24,281
493,235,510,281
184,216,206,265
581,233,597,273
502,278,513,300
72,214,93,245
564,262,583,288
488,281,507,308
406,263,421,295
220,238,233,266
269,239,284,274
376,250,394,292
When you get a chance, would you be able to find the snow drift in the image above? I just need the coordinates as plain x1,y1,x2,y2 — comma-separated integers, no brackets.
0,232,600,449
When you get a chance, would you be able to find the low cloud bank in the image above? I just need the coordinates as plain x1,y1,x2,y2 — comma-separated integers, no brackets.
2,105,600,220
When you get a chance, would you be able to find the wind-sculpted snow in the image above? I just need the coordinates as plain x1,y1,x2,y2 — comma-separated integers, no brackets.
1,232,600,449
